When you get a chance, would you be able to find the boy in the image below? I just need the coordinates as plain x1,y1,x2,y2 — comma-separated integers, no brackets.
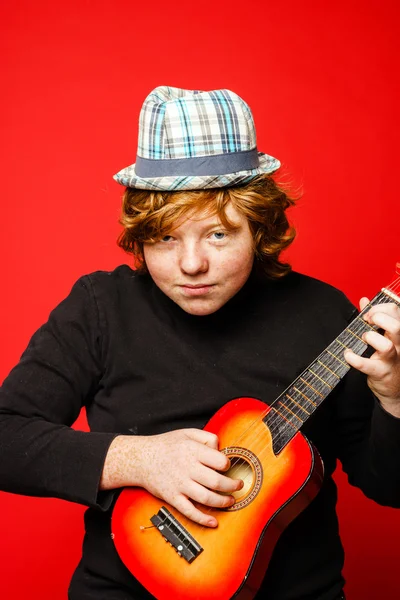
1,86,399,600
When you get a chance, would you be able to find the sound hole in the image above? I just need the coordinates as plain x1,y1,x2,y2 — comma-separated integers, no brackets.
221,447,263,511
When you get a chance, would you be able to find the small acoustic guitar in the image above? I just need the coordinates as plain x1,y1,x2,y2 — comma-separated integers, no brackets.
112,276,400,600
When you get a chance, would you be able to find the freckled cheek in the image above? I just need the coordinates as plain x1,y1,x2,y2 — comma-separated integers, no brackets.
144,251,174,286
154,266,173,286
218,250,254,285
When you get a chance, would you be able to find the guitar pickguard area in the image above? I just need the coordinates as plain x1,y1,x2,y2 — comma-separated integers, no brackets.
221,447,263,511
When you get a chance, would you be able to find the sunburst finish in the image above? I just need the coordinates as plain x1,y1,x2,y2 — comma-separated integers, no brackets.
112,398,323,600
112,277,400,599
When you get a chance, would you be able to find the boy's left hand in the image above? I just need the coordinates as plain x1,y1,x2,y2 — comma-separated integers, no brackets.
344,298,400,418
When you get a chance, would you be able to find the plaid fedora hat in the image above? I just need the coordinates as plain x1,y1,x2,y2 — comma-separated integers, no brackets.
113,86,281,191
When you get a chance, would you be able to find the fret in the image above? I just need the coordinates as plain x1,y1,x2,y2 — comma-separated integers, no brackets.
300,370,333,398
295,365,330,394
326,338,351,358
327,340,345,358
308,368,334,389
289,379,323,408
318,350,350,379
312,362,340,386
353,315,375,331
334,338,350,350
264,409,295,454
317,360,341,379
319,338,350,370
330,336,366,356
346,327,364,343
346,322,373,341
278,401,304,424
293,386,317,407
269,406,297,431
264,281,400,455
326,350,348,368
299,377,324,398
285,393,311,415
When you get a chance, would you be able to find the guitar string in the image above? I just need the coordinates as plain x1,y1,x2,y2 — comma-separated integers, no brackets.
164,293,385,543
228,280,400,457
175,283,400,544
207,294,390,505
172,284,400,543
225,284,400,473
162,282,400,543
157,279,400,546
197,283,400,534
185,286,400,537
226,287,400,481
214,282,400,530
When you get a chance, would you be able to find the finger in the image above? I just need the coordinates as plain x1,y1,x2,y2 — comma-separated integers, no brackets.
184,428,219,450
172,493,218,528
344,349,389,378
184,480,236,510
362,330,396,357
365,311,400,341
359,297,370,312
197,444,231,471
194,463,243,493
364,302,400,324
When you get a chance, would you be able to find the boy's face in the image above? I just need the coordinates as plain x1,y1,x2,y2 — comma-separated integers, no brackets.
143,203,255,316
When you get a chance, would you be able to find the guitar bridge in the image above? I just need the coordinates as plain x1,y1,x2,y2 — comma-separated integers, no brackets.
150,507,203,563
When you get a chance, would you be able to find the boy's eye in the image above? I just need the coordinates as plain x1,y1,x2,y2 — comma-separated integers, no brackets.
212,231,226,240
160,235,174,242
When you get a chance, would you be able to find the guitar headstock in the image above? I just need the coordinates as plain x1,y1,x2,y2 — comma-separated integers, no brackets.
383,263,400,303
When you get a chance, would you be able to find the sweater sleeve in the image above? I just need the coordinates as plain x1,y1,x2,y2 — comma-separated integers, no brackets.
0,276,118,510
334,335,400,508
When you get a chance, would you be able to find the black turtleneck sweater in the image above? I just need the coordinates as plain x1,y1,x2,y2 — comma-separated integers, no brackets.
1,265,400,600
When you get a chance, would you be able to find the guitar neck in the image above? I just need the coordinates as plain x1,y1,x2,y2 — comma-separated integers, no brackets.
264,287,400,455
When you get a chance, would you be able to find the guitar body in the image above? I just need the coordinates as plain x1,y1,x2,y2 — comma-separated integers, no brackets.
112,397,324,600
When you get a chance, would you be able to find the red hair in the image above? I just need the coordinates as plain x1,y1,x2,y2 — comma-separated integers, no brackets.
117,174,296,279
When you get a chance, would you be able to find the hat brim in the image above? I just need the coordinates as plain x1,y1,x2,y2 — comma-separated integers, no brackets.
113,152,281,191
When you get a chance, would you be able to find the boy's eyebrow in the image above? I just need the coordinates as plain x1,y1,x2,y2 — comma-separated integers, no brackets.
199,221,242,231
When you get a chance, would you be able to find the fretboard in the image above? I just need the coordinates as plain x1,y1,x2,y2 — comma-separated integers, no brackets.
264,287,400,454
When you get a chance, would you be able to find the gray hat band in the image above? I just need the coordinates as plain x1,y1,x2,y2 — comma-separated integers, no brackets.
135,147,260,178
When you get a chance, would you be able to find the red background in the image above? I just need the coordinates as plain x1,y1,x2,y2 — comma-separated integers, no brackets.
1,1,399,598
